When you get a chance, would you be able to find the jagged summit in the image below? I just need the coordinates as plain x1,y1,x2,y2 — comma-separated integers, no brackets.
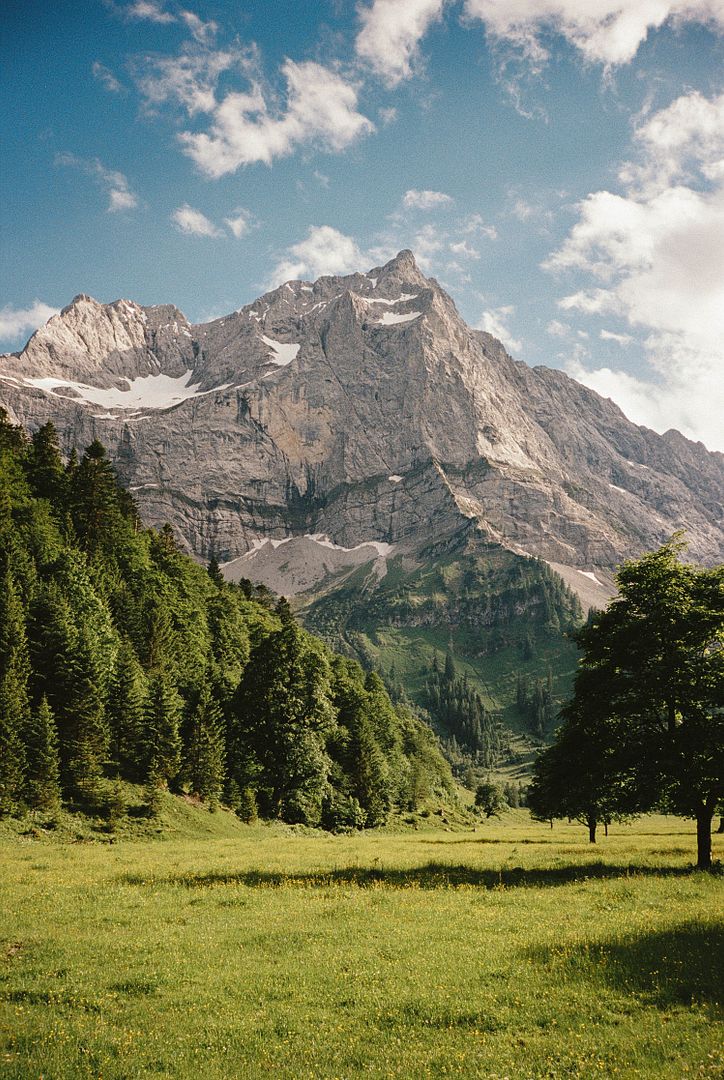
1,251,722,592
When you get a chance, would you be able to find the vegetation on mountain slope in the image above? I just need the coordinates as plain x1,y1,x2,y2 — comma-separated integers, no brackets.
0,411,452,828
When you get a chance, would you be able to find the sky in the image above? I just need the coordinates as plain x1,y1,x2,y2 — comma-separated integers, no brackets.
1,0,723,451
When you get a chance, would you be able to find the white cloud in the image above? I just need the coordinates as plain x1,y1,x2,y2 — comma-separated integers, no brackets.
268,225,366,286
476,305,522,353
92,61,123,93
55,153,139,213
124,0,175,23
545,89,724,451
179,10,218,44
403,188,453,209
449,239,479,259
223,208,251,238
171,203,223,237
133,42,245,116
177,59,374,177
462,1,724,68
356,0,446,86
0,301,59,346
546,319,570,337
600,329,634,346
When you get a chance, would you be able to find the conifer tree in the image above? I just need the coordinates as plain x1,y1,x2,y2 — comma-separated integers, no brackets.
145,673,183,787
107,641,148,779
0,570,30,813
24,697,61,813
65,628,111,799
29,422,66,505
232,619,335,824
185,684,226,806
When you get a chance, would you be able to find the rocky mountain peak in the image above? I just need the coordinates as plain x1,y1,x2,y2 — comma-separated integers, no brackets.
1,251,722,591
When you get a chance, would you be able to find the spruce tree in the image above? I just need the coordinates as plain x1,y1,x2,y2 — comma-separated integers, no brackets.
185,684,226,806
107,641,148,779
0,570,30,813
24,697,61,813
145,673,183,787
29,422,66,505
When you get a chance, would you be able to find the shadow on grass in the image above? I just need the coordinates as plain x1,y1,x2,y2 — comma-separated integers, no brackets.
119,861,704,891
529,921,724,1011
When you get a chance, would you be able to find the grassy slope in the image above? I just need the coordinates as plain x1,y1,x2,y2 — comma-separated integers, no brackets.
302,547,581,759
1,816,721,1079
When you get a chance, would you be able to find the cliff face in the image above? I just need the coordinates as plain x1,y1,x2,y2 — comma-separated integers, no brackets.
1,250,722,597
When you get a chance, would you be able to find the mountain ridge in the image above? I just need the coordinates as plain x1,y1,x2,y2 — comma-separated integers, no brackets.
1,250,722,589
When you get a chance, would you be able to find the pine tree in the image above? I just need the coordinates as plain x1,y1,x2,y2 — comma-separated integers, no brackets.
65,628,110,800
145,673,183,787
0,570,30,813
207,556,224,588
107,641,148,779
69,440,124,555
24,697,61,813
29,422,66,505
232,619,335,824
185,685,226,806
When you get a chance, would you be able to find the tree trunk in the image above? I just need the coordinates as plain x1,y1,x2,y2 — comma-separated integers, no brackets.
587,813,597,844
717,817,724,834
696,804,713,870
604,821,609,837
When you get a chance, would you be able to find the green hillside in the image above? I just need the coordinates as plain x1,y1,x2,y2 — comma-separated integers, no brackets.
302,546,583,781
0,412,453,831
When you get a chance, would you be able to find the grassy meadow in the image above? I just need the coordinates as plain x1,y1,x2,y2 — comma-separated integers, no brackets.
1,807,722,1079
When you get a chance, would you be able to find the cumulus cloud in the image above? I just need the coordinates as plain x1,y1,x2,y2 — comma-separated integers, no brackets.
449,239,479,258
267,226,366,286
92,61,124,93
402,188,453,209
124,0,175,23
462,1,724,68
179,10,218,44
171,203,223,237
55,153,139,213
224,208,252,239
600,329,634,346
545,89,724,451
476,305,522,353
179,59,374,177
133,41,245,116
356,0,446,85
0,301,59,346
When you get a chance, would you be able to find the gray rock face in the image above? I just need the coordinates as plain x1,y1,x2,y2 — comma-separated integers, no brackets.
1,250,722,585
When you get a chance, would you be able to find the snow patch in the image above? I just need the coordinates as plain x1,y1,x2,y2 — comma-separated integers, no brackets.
577,570,603,585
367,293,418,305
377,310,421,325
22,370,228,411
237,533,394,561
305,533,394,557
261,335,300,366
367,276,377,287
388,475,403,483
609,483,627,493
626,459,649,469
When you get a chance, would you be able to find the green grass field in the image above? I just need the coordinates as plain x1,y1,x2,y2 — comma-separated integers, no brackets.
1,808,722,1079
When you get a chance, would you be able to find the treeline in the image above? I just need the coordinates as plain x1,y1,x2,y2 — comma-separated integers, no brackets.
515,671,556,737
424,651,500,766
0,412,452,828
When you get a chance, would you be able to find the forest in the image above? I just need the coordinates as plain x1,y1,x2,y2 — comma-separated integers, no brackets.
0,410,452,828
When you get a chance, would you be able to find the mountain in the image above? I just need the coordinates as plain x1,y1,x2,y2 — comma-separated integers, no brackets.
2,250,722,758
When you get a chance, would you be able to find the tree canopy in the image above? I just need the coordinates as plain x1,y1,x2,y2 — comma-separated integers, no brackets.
0,411,453,827
529,539,723,867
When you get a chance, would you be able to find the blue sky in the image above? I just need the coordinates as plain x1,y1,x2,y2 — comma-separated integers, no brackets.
1,0,723,449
